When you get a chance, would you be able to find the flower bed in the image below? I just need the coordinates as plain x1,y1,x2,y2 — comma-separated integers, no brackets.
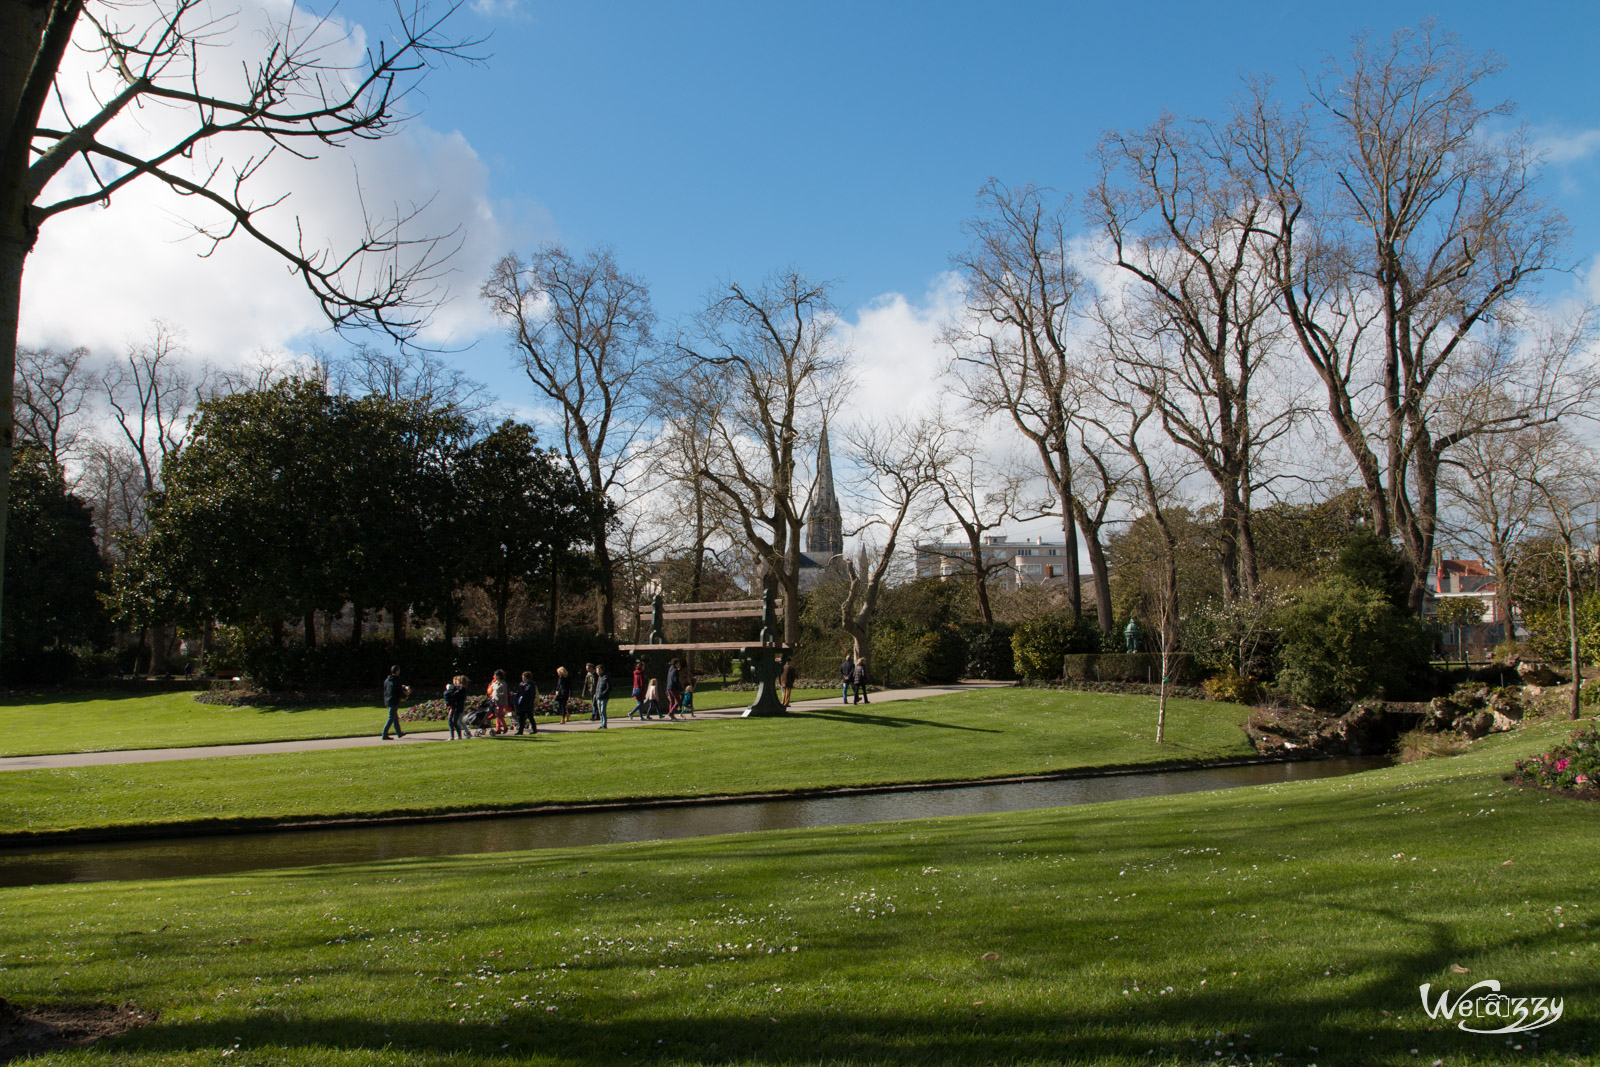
1511,722,1600,797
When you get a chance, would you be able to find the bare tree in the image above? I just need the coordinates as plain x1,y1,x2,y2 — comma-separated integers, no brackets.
482,244,658,635
925,428,1032,624
103,322,201,494
1,0,473,661
839,416,943,677
949,180,1111,627
1524,432,1600,719
657,362,738,635
332,344,490,420
1248,27,1595,610
681,271,846,644
1090,111,1302,603
14,343,89,469
1438,412,1553,625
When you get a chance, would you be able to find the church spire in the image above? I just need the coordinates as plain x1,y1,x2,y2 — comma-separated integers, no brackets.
805,421,844,558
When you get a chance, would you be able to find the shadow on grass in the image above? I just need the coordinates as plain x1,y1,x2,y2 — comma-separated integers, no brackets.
794,707,1000,732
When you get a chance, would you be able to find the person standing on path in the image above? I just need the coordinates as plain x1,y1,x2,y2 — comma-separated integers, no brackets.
593,662,611,728
779,659,798,709
444,675,468,739
513,671,539,735
554,666,572,724
840,653,855,704
382,665,409,739
852,659,870,704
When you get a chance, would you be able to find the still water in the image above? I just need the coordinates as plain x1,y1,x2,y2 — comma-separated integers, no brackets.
1,756,1388,887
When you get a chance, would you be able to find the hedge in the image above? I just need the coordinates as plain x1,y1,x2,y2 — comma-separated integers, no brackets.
1062,652,1195,684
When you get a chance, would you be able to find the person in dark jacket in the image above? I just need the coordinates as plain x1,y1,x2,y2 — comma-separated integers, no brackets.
840,654,855,705
593,662,611,728
382,665,409,739
513,671,539,735
554,666,572,724
779,659,798,708
666,658,682,719
444,675,468,739
852,659,870,704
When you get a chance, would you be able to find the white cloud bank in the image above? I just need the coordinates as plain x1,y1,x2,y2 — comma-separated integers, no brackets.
19,0,514,367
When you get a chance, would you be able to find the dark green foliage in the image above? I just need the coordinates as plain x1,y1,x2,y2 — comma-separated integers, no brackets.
2,449,106,679
962,623,1017,680
1252,489,1372,579
1332,529,1412,611
871,624,967,686
240,631,621,693
1273,575,1432,707
1063,652,1194,684
1011,615,1102,680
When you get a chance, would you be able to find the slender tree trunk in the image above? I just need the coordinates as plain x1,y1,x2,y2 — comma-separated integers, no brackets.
1074,502,1114,632
351,603,364,646
389,605,406,645
548,567,560,639
303,612,316,647
1055,452,1082,620
593,531,615,636
496,581,509,643
1566,542,1581,720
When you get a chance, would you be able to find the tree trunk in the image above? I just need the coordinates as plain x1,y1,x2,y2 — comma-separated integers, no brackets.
1566,543,1581,720
495,582,509,643
548,567,560,639
1075,504,1114,632
303,612,316,647
351,602,364,646
593,530,615,636
390,605,406,645
0,235,23,674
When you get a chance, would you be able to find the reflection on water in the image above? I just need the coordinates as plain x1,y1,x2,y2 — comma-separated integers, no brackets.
0,757,1388,887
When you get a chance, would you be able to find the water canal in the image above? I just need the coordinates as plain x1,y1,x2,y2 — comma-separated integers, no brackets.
1,756,1388,887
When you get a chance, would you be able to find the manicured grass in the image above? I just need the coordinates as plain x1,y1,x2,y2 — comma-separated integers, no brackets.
0,684,844,758
0,690,1254,837
0,687,847,757
0,690,380,757
0,717,1593,1064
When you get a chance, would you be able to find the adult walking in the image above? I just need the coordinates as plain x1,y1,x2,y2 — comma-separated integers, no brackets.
489,669,512,734
852,658,870,704
381,665,409,740
779,658,798,709
444,675,468,740
666,658,682,719
593,662,611,728
840,653,855,705
554,666,572,724
628,660,646,719
513,671,539,735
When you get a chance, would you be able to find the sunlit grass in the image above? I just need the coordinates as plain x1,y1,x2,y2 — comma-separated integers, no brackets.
0,717,1592,1064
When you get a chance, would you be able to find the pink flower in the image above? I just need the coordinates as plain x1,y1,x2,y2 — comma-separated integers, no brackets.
1577,774,1590,786
1556,758,1571,772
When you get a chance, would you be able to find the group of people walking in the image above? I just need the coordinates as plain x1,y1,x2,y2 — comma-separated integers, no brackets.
628,657,695,720
381,651,872,739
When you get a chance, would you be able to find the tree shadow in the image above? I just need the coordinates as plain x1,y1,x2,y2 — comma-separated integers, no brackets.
794,707,999,732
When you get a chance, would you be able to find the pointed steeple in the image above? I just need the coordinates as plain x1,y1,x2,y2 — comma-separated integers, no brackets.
805,421,844,558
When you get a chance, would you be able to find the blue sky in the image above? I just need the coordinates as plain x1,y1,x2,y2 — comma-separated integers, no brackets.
22,0,1600,412
430,0,1600,330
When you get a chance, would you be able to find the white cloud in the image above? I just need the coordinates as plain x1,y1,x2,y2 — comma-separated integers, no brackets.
833,272,966,430
19,0,520,368
1534,127,1600,166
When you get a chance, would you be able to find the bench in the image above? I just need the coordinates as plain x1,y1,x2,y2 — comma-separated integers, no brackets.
618,589,793,717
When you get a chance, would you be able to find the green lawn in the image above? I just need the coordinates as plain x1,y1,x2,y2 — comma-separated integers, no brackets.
0,686,838,757
0,690,1254,837
0,716,1592,1064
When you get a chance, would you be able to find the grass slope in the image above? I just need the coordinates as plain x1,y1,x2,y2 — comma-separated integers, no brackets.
0,690,1253,837
0,717,1593,1065
0,686,839,757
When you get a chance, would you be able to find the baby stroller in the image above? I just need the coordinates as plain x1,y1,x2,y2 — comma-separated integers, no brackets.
462,699,496,737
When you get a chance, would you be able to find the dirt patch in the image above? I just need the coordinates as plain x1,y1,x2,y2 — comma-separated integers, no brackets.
0,998,152,1063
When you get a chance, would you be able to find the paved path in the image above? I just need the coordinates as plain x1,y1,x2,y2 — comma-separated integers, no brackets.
0,682,1012,772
